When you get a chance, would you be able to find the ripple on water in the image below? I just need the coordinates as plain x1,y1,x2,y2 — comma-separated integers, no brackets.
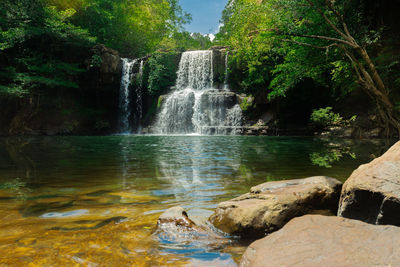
39,209,89,218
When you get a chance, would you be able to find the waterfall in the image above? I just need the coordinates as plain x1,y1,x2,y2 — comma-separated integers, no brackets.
135,60,144,133
223,51,229,90
176,50,213,90
118,58,144,134
119,58,136,133
154,50,243,135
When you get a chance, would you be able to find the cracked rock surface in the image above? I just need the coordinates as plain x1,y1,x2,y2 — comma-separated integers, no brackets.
209,176,342,238
338,141,400,225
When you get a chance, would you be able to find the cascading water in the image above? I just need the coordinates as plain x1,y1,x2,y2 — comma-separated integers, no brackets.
118,58,145,134
223,51,229,90
134,60,144,133
154,50,243,135
119,58,136,133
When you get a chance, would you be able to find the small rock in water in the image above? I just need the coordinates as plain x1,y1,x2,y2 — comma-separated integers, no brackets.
157,206,197,229
155,206,229,249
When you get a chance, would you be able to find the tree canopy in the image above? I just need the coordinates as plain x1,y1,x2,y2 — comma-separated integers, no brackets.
0,0,212,98
216,0,400,132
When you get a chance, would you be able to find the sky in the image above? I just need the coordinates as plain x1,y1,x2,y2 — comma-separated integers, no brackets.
179,0,228,34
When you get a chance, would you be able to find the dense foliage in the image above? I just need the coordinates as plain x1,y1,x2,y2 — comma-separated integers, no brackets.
310,107,343,128
145,52,180,96
0,0,94,96
1,0,400,135
0,0,211,99
216,0,400,132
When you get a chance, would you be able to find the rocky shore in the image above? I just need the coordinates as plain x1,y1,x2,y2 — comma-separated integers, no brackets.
157,141,400,266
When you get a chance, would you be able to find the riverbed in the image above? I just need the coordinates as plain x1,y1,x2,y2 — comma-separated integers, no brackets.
0,136,393,265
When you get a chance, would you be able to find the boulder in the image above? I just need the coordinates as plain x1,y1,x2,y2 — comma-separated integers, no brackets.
240,215,400,267
338,141,400,225
209,176,342,238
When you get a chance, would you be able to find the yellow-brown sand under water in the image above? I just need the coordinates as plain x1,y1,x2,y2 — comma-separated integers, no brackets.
0,188,244,266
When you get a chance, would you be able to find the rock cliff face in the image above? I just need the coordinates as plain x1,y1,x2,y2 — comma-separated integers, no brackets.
240,215,400,267
338,141,400,225
210,47,228,89
0,44,122,136
209,176,342,238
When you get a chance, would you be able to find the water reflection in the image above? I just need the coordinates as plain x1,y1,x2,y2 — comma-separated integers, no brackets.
2,137,36,180
0,136,395,265
154,137,242,206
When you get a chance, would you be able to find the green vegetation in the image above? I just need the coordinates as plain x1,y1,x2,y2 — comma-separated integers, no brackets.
310,107,343,128
1,0,400,136
216,0,400,134
310,107,357,129
0,0,94,97
239,96,252,112
310,146,356,168
146,52,180,96
0,0,211,99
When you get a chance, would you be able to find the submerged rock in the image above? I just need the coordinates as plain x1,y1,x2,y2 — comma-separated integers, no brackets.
338,141,400,225
156,207,228,248
209,176,342,238
157,206,198,229
240,215,400,267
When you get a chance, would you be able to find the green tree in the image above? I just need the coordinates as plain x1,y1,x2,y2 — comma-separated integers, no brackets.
217,0,400,134
0,0,94,97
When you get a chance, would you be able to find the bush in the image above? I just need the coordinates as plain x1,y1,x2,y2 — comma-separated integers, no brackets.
239,96,252,112
310,107,342,127
146,52,179,96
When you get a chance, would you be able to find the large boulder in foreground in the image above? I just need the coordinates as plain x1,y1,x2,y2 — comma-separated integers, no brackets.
240,215,400,267
338,141,400,225
209,176,342,238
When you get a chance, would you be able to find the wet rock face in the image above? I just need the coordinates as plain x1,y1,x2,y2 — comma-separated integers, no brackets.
210,47,228,89
240,215,400,267
338,141,400,225
209,176,342,238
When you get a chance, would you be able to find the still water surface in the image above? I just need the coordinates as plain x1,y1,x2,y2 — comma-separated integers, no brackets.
0,136,393,265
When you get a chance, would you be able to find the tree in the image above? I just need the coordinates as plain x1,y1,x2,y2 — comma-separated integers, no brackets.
0,0,94,97
217,0,400,135
265,0,400,134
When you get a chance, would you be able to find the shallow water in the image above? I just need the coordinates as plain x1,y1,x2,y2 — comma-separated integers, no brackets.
0,136,393,265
